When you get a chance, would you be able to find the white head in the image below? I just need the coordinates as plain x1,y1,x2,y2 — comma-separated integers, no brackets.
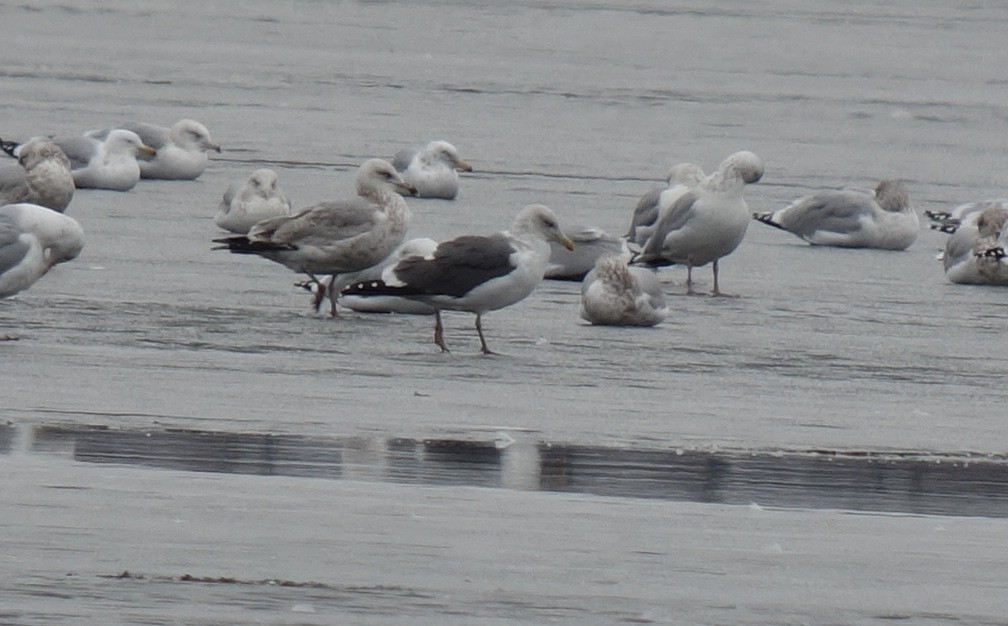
511,204,575,250
423,140,473,172
245,168,280,198
171,119,221,153
104,129,157,158
718,151,764,185
356,158,419,199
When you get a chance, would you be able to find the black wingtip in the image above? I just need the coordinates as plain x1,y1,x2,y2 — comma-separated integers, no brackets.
929,220,960,234
977,247,1007,260
211,236,296,253
753,212,788,231
0,138,20,158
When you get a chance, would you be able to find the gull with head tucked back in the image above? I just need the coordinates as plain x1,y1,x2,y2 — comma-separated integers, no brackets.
636,151,764,295
344,204,575,354
392,140,473,199
213,159,417,315
580,255,667,327
753,179,918,250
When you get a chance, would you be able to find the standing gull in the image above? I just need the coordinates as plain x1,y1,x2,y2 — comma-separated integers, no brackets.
580,255,667,327
627,162,705,246
941,204,1008,285
213,159,417,315
87,119,220,180
343,204,575,354
636,151,764,295
392,140,473,199
0,139,75,212
753,179,918,250
214,168,292,234
0,203,84,302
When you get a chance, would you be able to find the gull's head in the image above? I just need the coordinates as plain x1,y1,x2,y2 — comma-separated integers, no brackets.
17,138,71,172
874,179,910,213
248,168,280,196
106,129,157,158
426,140,473,173
358,158,418,197
720,151,764,184
174,119,222,153
515,204,575,251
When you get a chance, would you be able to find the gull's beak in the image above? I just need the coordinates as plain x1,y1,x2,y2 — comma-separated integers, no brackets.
556,234,576,252
396,181,419,197
455,158,473,173
138,143,157,158
206,141,222,154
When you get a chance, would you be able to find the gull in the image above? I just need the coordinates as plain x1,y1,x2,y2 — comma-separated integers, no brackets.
627,162,705,246
0,138,75,212
942,204,1008,285
392,140,473,199
43,130,156,191
343,204,575,354
214,168,292,234
1,203,84,303
213,159,417,315
87,119,221,180
753,179,918,250
580,255,667,327
636,151,764,295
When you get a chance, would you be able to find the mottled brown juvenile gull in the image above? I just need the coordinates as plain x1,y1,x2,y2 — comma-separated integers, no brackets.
214,168,292,235
213,159,417,315
941,204,1008,285
580,255,667,327
344,204,575,354
392,140,473,199
636,151,763,295
627,162,705,246
545,224,628,281
87,119,220,180
0,203,84,301
754,179,918,250
0,139,74,212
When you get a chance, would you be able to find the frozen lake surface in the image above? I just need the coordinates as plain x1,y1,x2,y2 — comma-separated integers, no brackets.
3,1,1008,623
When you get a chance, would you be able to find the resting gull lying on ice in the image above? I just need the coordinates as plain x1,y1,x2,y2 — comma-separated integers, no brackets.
392,140,473,199
87,119,220,180
214,168,292,235
753,179,918,250
344,204,575,354
580,255,667,327
0,139,74,212
941,203,1008,285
